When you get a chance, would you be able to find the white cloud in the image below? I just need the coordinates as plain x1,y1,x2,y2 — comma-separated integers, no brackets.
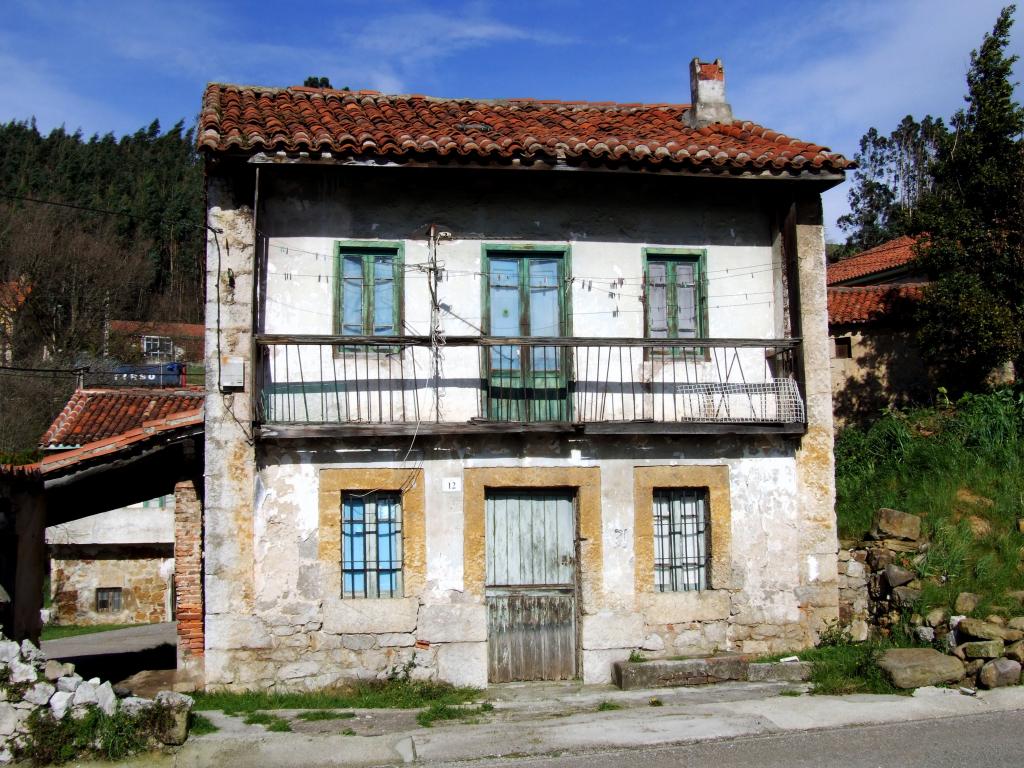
729,0,1024,239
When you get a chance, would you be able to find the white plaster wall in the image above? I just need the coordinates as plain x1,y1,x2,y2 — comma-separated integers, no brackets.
258,172,786,426
45,499,174,545
247,437,815,686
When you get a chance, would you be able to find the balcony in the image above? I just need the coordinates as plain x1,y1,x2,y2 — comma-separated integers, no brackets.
254,335,805,438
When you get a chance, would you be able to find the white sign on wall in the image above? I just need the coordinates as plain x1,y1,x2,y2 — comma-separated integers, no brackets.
442,477,462,493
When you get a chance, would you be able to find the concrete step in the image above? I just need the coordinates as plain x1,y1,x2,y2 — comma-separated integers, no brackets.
614,653,811,690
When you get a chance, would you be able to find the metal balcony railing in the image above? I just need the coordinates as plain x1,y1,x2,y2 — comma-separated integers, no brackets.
254,335,805,436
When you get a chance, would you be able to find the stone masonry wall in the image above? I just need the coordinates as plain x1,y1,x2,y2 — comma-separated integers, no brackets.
50,549,172,626
837,546,870,641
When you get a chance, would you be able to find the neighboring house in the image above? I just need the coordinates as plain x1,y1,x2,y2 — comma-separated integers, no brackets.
46,496,175,626
199,59,850,689
40,387,204,627
106,320,204,365
827,236,929,423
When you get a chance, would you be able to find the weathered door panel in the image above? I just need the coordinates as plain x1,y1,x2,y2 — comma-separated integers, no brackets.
485,490,577,682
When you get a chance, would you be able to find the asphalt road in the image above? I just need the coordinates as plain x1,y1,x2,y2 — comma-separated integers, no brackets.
423,711,1024,768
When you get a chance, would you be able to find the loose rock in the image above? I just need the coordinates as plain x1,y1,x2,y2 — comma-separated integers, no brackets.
958,618,1022,643
8,660,36,684
892,587,921,609
72,681,98,707
42,660,63,682
955,592,982,614
877,648,965,688
154,691,193,746
1004,639,1024,663
0,642,18,665
95,682,117,716
926,607,949,628
960,640,1004,659
873,509,921,541
978,657,1022,689
1007,617,1024,632
23,683,55,707
49,691,72,720
56,675,81,693
884,565,915,588
914,626,935,644
120,697,155,717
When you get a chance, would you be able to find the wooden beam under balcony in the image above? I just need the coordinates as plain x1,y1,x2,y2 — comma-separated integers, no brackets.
256,420,806,440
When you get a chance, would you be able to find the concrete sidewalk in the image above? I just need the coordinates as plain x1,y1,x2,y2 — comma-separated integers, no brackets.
155,682,1024,768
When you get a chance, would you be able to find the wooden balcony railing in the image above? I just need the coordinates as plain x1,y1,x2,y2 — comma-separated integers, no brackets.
254,335,805,437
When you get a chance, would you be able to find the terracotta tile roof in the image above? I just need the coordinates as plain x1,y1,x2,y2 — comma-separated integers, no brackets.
198,84,852,175
827,236,919,286
38,407,203,475
828,284,926,325
41,388,205,448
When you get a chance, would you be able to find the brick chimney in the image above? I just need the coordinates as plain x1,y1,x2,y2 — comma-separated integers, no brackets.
686,58,733,128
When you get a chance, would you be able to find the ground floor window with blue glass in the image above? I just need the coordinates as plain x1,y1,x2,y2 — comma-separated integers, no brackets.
341,491,403,598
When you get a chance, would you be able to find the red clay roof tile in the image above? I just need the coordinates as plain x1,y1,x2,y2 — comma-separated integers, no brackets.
41,388,204,448
198,84,852,175
828,284,926,325
826,236,919,286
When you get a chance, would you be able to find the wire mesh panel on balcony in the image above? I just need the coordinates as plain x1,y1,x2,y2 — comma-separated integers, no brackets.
254,335,804,431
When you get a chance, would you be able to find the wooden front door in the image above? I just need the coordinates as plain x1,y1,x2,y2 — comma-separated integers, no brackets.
486,253,569,421
485,489,577,682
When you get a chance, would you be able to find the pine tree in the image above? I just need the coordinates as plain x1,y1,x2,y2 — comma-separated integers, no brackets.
914,5,1024,392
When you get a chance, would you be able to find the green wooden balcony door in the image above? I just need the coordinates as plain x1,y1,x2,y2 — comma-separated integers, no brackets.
486,253,569,421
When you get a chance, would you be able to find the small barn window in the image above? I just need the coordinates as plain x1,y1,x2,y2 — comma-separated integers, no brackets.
833,337,852,359
95,587,123,613
653,489,709,591
142,335,173,360
341,492,403,598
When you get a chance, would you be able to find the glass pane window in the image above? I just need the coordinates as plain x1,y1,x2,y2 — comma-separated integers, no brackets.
95,587,123,613
342,492,403,598
653,489,709,592
645,256,704,341
142,335,173,359
336,247,399,337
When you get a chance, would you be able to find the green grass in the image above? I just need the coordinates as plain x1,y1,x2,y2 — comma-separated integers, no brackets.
295,710,356,721
40,623,143,641
836,389,1024,618
243,712,292,732
758,642,910,696
596,701,623,712
193,680,481,715
416,702,493,728
188,713,219,735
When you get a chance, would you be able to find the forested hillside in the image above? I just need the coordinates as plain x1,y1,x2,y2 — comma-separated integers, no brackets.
0,119,204,455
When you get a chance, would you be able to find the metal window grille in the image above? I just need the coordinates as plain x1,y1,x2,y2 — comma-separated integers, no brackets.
95,587,123,613
653,489,709,592
341,492,403,598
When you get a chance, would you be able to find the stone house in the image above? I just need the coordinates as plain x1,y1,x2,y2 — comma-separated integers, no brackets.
39,388,203,628
827,236,929,423
199,59,849,689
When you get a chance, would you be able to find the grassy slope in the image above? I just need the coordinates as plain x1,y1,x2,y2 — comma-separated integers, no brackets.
835,389,1024,618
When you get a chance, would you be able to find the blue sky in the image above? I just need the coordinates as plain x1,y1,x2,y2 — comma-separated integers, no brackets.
3,0,1022,240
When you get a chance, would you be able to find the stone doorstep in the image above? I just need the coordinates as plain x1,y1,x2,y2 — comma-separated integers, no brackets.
613,653,811,690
